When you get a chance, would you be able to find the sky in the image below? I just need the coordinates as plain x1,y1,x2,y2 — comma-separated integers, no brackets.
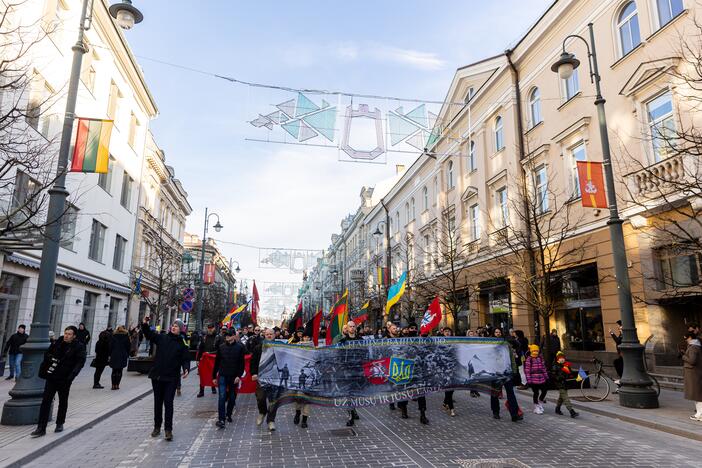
124,0,553,320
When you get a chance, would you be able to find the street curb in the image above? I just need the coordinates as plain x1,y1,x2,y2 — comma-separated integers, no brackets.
7,365,196,468
8,386,154,468
515,389,702,442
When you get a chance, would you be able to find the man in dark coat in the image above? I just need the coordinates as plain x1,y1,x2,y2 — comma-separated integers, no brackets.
92,330,111,389
3,324,27,381
250,328,273,429
212,328,246,428
141,316,190,441
339,321,363,426
396,323,429,425
196,324,220,397
76,322,91,346
31,326,87,437
109,326,131,389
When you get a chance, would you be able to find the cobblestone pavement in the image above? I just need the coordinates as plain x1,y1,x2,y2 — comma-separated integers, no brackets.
26,376,702,468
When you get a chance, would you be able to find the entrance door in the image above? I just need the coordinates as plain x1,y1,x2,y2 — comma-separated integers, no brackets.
0,274,23,353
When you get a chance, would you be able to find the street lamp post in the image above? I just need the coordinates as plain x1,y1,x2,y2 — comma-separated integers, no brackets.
551,23,658,408
193,207,222,334
0,0,144,425
373,200,392,326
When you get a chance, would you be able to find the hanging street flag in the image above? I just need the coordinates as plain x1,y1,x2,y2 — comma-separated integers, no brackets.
203,264,216,284
70,118,113,173
420,297,442,335
385,271,407,317
222,302,248,325
576,161,607,209
251,281,260,325
133,272,142,295
353,301,370,325
326,289,349,345
377,267,389,287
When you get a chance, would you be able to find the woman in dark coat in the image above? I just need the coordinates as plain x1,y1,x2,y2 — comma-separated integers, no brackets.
682,331,702,421
93,330,111,389
110,326,131,390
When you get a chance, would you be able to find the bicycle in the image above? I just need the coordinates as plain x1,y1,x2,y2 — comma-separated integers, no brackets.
643,335,661,397
580,357,615,402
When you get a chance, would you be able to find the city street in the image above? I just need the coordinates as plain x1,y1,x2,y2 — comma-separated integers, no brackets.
26,377,702,468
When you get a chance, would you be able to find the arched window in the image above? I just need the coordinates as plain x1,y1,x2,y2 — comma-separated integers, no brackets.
433,177,438,206
410,198,415,220
529,88,542,127
395,211,400,233
469,140,476,172
422,186,428,210
494,116,504,151
617,1,641,56
447,160,455,189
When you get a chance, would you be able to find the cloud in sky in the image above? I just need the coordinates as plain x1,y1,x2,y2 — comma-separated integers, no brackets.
370,45,446,70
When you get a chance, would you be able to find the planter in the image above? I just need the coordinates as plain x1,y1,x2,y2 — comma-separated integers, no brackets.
128,356,154,375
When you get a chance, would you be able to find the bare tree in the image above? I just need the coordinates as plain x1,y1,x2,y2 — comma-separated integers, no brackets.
0,1,72,248
492,160,589,361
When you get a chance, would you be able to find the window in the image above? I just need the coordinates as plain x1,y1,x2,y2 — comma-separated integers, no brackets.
447,160,455,189
646,91,676,162
469,204,480,241
563,61,580,101
50,285,67,334
113,234,127,271
494,116,504,151
11,170,40,214
656,0,684,28
424,233,432,272
529,88,542,127
469,140,477,172
81,292,97,340
395,211,400,233
108,298,120,329
88,219,106,262
570,143,587,197
120,172,133,210
80,39,98,93
618,2,641,56
128,112,140,148
107,81,121,121
26,76,55,138
422,187,429,211
405,203,410,224
60,204,78,250
410,198,416,220
656,245,701,288
465,87,475,104
97,157,114,193
496,187,509,227
433,177,439,206
534,165,549,214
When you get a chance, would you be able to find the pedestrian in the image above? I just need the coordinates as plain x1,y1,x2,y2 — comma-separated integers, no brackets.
396,322,428,424
76,322,91,346
441,327,456,417
175,320,190,397
109,326,130,390
31,326,87,437
212,328,246,428
386,323,401,410
140,316,190,441
196,323,220,397
3,324,27,381
92,329,110,389
339,320,363,426
129,326,139,357
552,351,579,418
609,320,623,390
250,328,273,429
293,334,314,429
524,344,549,414
682,331,702,421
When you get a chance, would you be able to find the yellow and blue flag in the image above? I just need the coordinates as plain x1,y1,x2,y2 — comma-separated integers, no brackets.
385,271,407,316
576,366,587,382
222,302,248,324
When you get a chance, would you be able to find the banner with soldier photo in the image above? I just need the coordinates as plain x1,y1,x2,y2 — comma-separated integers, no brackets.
258,337,515,409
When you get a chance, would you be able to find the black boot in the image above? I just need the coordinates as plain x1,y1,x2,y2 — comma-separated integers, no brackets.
389,403,396,410
212,387,217,394
555,405,563,415
197,390,204,398
30,427,46,438
293,410,301,425
419,411,429,425
569,408,579,418
400,406,408,419
352,409,359,420
301,415,308,428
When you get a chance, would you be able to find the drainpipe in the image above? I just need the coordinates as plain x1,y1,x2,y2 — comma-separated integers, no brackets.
505,49,539,339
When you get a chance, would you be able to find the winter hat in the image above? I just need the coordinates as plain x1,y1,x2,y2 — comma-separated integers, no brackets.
528,344,540,354
555,351,566,360
172,319,186,332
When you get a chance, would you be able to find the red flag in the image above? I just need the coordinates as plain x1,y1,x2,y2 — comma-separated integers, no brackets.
576,161,607,209
203,264,216,284
251,281,260,325
238,355,256,394
325,316,333,346
198,352,217,388
353,313,368,325
420,297,442,335
311,310,323,346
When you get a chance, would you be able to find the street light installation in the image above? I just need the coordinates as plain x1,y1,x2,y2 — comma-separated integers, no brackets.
193,208,223,335
550,23,658,409
1,0,144,425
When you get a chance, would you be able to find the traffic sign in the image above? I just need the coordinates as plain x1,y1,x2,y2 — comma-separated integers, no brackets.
183,288,195,300
181,300,193,312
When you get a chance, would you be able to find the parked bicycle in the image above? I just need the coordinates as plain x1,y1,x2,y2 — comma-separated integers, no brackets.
580,357,615,402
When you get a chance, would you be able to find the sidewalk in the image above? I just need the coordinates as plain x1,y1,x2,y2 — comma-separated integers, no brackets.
0,367,156,467
516,386,702,441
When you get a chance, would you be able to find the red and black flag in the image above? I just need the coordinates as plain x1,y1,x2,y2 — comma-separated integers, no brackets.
304,309,324,346
287,301,303,335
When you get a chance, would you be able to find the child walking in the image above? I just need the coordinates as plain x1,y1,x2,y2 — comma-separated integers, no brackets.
524,344,549,414
552,351,579,418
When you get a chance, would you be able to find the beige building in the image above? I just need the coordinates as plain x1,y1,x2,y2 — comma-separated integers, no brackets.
305,0,700,366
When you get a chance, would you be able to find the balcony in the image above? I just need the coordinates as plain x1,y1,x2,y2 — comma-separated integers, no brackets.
627,153,698,202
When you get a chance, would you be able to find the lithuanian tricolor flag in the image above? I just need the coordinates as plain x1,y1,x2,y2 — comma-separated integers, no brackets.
70,118,113,173
326,289,348,345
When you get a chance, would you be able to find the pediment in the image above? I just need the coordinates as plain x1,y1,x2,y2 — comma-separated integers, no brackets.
619,57,680,97
461,185,479,201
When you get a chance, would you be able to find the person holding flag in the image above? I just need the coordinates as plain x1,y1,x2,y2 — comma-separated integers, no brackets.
339,320,363,426
397,321,429,424
250,328,274,429
211,328,246,428
552,351,579,418
196,323,220,398
441,327,457,417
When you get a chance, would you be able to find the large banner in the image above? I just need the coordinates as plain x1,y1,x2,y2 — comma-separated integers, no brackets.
258,337,515,409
